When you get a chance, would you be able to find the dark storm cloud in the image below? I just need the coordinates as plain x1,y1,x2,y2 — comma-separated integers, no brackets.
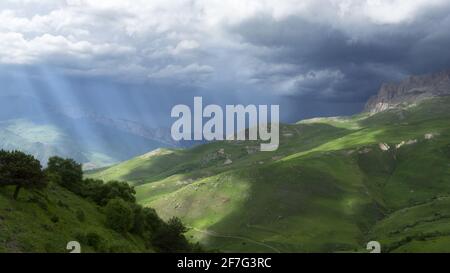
231,3,450,105
2,1,450,124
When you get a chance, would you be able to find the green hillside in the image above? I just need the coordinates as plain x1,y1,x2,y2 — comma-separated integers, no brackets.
0,152,201,253
87,97,450,253
0,182,148,253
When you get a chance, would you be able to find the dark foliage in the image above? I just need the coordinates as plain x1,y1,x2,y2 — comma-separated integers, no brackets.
82,179,136,206
151,217,193,253
105,198,135,233
0,150,46,199
46,157,83,194
0,151,203,253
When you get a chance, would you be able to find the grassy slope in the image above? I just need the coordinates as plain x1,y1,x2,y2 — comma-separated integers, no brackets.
0,183,149,253
87,97,450,253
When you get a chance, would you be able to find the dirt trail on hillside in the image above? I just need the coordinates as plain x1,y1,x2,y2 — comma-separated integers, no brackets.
189,226,282,253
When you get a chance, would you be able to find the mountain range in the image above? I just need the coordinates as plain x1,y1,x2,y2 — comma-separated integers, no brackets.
365,70,450,113
0,95,180,169
87,71,450,252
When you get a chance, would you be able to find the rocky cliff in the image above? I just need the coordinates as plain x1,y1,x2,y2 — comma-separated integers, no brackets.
365,70,450,113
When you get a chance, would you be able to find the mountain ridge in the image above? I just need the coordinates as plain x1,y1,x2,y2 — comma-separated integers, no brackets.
0,95,182,169
365,70,450,114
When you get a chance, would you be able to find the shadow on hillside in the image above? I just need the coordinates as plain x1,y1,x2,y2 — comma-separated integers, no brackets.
125,123,354,185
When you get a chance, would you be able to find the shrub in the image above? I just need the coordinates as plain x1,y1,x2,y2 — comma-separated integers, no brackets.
46,157,83,194
74,231,105,251
151,217,192,253
85,232,104,250
105,198,134,233
167,217,188,234
131,204,146,235
82,179,136,206
103,181,136,204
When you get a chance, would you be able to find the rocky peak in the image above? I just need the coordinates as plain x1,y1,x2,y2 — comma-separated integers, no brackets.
365,70,450,114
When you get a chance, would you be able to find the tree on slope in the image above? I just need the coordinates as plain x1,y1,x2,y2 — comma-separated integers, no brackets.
0,150,46,199
46,156,83,194
105,198,135,233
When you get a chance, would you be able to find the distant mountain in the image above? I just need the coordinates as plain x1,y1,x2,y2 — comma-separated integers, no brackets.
0,118,91,165
365,70,450,113
0,95,180,169
79,114,177,147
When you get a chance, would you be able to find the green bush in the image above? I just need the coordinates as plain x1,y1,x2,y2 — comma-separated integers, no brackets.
151,217,192,253
74,231,105,251
85,232,104,250
82,179,136,206
46,157,83,194
105,198,134,233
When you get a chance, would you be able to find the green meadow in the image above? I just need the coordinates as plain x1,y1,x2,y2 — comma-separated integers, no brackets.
88,97,450,252
0,182,149,253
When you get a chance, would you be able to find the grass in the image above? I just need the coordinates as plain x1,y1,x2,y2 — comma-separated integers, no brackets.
87,97,450,253
0,183,149,253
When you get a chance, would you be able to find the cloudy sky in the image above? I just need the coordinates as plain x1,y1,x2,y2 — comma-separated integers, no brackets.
1,0,450,125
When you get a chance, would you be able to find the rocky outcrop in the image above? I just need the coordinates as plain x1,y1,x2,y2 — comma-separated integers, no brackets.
379,143,390,151
365,70,450,114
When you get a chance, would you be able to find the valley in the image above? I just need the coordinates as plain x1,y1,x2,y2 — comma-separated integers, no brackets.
2,0,450,256
0,95,181,169
88,94,450,252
